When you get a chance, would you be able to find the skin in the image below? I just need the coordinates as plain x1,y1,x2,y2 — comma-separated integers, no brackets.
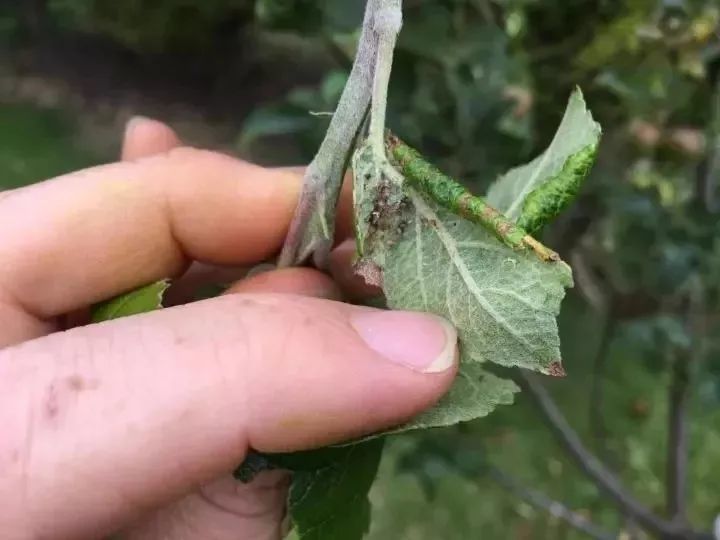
0,118,458,540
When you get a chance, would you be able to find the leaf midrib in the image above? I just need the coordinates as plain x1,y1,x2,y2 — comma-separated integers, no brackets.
409,190,538,359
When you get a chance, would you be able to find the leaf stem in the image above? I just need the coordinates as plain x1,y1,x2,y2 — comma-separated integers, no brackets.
278,0,382,268
387,134,560,262
666,349,690,524
368,0,402,156
588,316,615,462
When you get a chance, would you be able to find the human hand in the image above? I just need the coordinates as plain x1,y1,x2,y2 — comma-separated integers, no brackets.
0,118,458,540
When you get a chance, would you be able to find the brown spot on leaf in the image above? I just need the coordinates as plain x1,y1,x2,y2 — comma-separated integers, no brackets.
547,362,566,378
353,259,384,288
420,216,438,228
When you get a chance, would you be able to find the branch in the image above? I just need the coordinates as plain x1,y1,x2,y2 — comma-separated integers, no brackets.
278,0,383,269
666,349,690,523
588,317,615,461
368,0,402,155
517,372,713,540
486,466,616,540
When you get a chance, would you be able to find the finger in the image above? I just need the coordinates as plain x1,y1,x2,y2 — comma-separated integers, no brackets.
0,149,301,341
121,269,336,540
329,239,383,303
0,295,457,539
121,117,182,160
119,472,290,540
225,267,342,299
54,118,186,336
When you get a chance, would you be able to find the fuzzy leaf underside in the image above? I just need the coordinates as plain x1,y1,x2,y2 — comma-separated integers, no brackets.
384,363,519,434
91,280,169,322
288,439,384,540
486,88,602,223
382,190,573,374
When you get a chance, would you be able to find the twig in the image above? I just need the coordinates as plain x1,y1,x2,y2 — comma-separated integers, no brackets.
486,466,616,540
666,349,690,524
570,250,609,314
368,0,402,155
589,317,616,461
278,0,382,269
517,372,713,540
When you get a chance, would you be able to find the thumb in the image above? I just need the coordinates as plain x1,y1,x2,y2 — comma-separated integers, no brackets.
1,294,457,539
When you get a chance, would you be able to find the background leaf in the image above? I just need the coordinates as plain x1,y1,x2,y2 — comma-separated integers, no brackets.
289,439,385,540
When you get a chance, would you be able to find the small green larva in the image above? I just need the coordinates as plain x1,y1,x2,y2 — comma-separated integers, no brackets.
517,143,598,235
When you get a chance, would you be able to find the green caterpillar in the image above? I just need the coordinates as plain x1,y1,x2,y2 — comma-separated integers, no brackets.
386,133,559,263
517,143,598,235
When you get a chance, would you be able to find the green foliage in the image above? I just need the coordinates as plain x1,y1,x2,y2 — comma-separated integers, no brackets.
237,1,720,537
4,0,720,537
275,74,597,540
0,104,99,190
288,439,384,540
47,0,253,51
91,280,169,323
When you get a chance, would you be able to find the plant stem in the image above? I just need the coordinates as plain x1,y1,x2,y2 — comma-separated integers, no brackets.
387,134,560,262
666,349,690,525
278,0,382,269
368,0,402,156
486,466,617,540
589,317,615,462
518,372,713,540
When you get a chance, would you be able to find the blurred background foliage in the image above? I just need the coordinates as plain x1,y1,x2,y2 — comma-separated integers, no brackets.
1,0,720,538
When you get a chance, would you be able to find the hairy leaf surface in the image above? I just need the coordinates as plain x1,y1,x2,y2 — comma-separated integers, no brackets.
385,364,519,434
382,190,573,374
486,89,601,224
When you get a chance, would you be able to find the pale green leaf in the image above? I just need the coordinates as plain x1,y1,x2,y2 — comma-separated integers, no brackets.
91,280,169,323
382,191,573,374
288,439,384,540
486,88,601,222
384,364,519,435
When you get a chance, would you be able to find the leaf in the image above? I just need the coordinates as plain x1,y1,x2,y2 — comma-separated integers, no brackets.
288,439,384,540
486,88,602,223
91,280,169,323
382,191,573,374
384,364,519,435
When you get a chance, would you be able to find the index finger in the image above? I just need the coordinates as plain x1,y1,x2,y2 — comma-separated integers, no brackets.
0,149,332,328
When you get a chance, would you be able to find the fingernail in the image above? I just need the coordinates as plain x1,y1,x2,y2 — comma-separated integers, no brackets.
124,115,150,137
351,310,457,373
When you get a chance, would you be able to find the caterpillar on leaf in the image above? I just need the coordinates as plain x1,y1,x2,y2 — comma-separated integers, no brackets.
517,143,598,235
